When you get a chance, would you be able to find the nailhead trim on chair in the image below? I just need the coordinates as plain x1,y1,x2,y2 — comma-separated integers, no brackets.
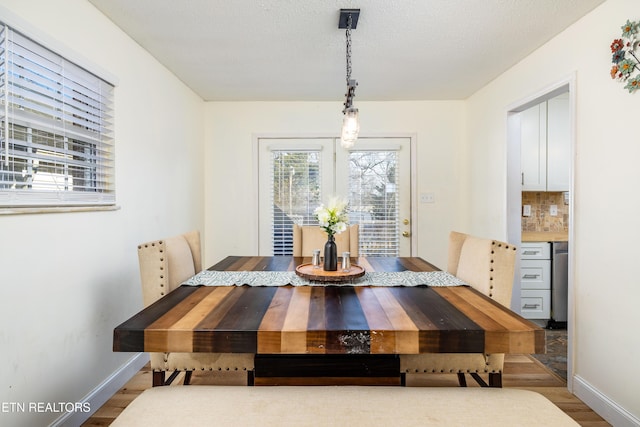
158,243,165,295
401,236,515,382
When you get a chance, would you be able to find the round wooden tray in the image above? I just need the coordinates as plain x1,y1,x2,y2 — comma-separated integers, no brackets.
295,263,366,283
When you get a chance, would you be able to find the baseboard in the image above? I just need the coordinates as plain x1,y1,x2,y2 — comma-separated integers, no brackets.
573,374,640,427
50,353,149,427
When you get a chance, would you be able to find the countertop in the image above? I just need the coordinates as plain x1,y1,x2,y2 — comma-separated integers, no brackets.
522,231,568,242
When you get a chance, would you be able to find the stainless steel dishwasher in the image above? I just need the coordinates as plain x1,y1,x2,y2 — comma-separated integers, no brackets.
548,241,568,329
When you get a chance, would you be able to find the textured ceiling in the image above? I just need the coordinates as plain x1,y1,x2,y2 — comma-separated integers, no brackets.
87,0,605,101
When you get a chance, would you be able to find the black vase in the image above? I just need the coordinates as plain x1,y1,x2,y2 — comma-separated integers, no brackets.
324,234,338,271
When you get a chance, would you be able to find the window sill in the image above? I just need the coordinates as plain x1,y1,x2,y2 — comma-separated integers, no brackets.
0,205,121,215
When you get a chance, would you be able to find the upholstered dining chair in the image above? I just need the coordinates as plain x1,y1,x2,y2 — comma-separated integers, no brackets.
292,224,359,257
137,230,254,386
400,231,518,388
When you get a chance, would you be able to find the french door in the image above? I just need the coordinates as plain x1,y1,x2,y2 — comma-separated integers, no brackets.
258,137,412,256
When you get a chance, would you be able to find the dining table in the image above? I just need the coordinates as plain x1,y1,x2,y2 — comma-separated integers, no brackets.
113,256,545,386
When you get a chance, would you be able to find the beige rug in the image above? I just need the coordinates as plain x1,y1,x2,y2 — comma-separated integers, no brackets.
111,385,578,426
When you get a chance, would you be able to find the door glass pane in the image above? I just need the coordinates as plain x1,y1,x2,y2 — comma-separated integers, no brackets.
348,151,399,256
271,151,322,255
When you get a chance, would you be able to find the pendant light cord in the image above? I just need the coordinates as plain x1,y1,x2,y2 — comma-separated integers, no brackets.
346,14,352,85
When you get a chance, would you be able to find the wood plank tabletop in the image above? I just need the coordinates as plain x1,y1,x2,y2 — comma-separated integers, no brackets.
113,256,545,355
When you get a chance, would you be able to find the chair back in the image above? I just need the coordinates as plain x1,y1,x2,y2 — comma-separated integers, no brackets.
446,231,469,274
448,231,517,307
138,230,202,307
292,224,359,257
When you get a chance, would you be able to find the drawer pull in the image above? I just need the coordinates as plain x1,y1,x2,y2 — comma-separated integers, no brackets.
522,274,540,279
523,304,540,309
522,250,540,255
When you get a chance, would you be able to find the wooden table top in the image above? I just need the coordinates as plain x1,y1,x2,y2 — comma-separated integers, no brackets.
114,256,544,355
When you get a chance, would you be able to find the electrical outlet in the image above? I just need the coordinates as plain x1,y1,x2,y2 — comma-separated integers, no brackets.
420,193,435,203
550,205,558,216
523,205,531,217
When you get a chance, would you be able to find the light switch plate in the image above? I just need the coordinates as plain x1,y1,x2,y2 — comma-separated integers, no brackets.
550,205,558,216
523,205,531,217
420,193,435,203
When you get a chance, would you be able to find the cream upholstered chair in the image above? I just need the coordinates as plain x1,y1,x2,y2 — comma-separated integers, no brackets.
400,231,517,387
138,230,254,386
292,224,359,257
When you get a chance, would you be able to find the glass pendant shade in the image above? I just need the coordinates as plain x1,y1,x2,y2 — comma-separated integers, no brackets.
340,107,360,149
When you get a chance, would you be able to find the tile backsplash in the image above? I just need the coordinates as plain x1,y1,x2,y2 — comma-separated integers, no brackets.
522,192,569,232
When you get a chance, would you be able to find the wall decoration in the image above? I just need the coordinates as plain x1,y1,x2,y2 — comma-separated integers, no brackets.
610,19,639,93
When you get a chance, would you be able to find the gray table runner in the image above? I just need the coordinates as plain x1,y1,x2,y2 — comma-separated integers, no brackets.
182,270,468,287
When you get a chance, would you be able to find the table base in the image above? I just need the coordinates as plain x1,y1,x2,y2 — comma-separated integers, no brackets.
254,354,401,386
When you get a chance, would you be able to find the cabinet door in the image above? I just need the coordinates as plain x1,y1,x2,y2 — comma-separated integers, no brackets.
546,95,570,191
520,103,547,191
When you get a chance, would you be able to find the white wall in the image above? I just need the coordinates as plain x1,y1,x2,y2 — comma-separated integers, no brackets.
2,0,637,425
0,1,204,425
466,0,640,424
203,101,467,269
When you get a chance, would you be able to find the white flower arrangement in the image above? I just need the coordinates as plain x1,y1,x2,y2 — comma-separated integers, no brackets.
314,196,349,237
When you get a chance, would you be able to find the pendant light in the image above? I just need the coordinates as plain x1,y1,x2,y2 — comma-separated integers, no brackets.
339,9,360,149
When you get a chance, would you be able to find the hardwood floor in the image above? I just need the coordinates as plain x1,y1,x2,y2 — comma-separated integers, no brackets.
82,354,610,426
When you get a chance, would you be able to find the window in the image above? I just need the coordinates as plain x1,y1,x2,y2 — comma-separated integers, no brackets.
270,149,323,255
347,150,400,256
0,22,114,208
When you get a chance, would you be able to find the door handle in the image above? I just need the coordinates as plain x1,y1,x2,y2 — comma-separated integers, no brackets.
402,231,410,237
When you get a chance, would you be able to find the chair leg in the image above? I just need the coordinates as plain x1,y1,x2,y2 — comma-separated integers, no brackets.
152,371,165,387
488,372,502,388
469,373,489,387
163,370,181,386
183,370,193,385
457,373,468,387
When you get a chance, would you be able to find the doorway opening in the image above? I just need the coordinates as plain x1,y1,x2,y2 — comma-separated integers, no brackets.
506,75,575,390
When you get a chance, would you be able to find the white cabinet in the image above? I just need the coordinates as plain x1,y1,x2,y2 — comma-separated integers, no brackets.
521,94,570,191
520,242,551,319
520,103,546,190
546,96,570,191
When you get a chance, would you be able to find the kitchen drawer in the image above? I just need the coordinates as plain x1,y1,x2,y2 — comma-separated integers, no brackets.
521,289,551,319
520,242,550,260
520,259,551,290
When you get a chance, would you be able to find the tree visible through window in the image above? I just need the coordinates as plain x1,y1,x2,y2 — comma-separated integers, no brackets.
348,151,400,256
269,146,402,257
271,150,322,255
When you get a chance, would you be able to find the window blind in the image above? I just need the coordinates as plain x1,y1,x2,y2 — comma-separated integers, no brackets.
348,150,400,257
0,23,114,207
270,150,322,255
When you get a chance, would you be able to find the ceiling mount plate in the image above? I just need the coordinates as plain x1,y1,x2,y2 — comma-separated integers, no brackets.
338,9,360,29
